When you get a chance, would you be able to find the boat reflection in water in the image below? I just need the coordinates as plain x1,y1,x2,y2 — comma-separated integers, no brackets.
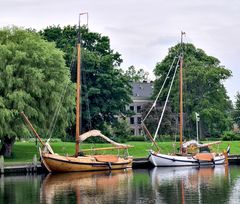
150,165,229,204
41,169,133,204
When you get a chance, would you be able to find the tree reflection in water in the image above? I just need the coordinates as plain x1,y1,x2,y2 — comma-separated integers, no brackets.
1,165,240,204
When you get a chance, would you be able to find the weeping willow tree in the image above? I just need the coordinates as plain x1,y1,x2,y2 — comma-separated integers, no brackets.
0,27,75,157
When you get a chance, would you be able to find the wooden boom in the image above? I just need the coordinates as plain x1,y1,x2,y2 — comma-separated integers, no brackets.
20,111,45,146
81,145,134,152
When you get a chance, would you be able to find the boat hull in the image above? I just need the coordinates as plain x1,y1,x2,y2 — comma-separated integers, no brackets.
149,151,225,167
41,153,132,173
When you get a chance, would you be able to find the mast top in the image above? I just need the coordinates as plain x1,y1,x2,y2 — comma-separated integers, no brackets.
181,31,186,44
78,13,89,43
180,31,186,56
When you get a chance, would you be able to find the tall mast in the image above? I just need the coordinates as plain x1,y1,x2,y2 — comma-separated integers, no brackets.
75,13,88,157
75,15,81,157
179,31,185,154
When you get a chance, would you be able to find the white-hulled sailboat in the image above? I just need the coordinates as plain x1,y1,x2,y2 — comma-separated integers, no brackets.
143,32,226,167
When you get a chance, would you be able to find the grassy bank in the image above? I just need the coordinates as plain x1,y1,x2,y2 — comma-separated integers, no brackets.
4,140,240,164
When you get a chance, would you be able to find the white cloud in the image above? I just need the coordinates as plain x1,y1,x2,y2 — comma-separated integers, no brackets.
0,0,239,101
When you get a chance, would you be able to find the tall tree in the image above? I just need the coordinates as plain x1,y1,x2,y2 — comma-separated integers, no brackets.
124,65,149,82
154,43,232,138
141,102,178,136
233,92,240,127
40,25,132,133
0,27,75,156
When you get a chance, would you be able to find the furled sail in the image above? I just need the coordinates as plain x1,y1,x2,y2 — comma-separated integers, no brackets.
182,140,221,149
79,130,132,148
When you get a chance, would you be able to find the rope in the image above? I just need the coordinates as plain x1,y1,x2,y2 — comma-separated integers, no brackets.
47,34,79,139
82,65,92,130
153,56,180,141
142,56,178,122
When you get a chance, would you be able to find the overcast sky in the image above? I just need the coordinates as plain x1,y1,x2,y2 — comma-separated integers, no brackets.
1,0,239,102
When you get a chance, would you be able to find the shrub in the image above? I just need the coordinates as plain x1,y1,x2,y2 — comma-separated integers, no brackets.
26,138,62,143
129,135,146,141
221,131,240,141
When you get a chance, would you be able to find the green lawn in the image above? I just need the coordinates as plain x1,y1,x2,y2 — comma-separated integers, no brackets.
3,140,240,164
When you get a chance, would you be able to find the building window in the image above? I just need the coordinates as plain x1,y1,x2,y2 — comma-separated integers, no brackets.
137,106,141,113
137,117,141,124
130,117,135,124
131,129,135,135
138,128,142,135
130,106,134,111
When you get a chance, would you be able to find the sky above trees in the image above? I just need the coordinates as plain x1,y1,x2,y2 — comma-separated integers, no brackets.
0,0,239,101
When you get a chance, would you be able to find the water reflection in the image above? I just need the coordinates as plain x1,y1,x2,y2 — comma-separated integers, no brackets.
1,165,240,204
41,169,133,204
150,165,229,204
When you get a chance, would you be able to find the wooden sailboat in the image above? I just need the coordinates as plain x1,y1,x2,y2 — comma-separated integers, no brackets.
143,32,226,167
21,16,132,172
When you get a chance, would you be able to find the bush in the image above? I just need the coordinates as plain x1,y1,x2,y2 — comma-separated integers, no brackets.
128,135,146,141
26,138,62,143
221,131,240,141
111,119,131,143
158,134,179,142
202,137,220,141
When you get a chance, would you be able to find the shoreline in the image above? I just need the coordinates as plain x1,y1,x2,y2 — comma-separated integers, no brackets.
1,155,240,174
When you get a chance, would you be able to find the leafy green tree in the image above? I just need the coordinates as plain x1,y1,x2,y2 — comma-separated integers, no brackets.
124,65,149,82
141,102,177,136
0,27,75,156
233,92,240,128
40,25,132,132
154,43,232,138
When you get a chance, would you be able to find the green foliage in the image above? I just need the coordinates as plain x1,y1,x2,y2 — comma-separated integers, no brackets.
0,27,75,140
40,25,132,132
26,137,62,143
154,43,233,137
124,65,149,82
221,131,240,141
141,102,178,136
233,92,240,127
111,118,131,142
129,135,146,141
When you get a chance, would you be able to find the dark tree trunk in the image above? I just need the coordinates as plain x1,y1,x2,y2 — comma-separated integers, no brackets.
0,136,15,157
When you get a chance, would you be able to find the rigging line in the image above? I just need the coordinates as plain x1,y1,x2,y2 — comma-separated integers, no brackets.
142,56,178,122
82,66,92,130
46,40,78,139
153,56,180,142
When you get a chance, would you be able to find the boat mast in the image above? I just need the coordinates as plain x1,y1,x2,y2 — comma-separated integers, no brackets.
75,13,88,157
179,31,185,154
75,42,81,157
75,15,82,157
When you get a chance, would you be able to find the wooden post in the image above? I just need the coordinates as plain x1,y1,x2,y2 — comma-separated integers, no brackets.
0,156,4,174
33,154,37,172
223,151,228,165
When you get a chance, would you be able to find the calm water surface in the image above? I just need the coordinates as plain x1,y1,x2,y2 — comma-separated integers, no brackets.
1,165,240,204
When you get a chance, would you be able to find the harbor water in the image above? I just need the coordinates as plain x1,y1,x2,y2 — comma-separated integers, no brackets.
1,165,240,204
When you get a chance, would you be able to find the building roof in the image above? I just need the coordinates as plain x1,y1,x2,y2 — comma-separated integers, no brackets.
130,82,153,100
